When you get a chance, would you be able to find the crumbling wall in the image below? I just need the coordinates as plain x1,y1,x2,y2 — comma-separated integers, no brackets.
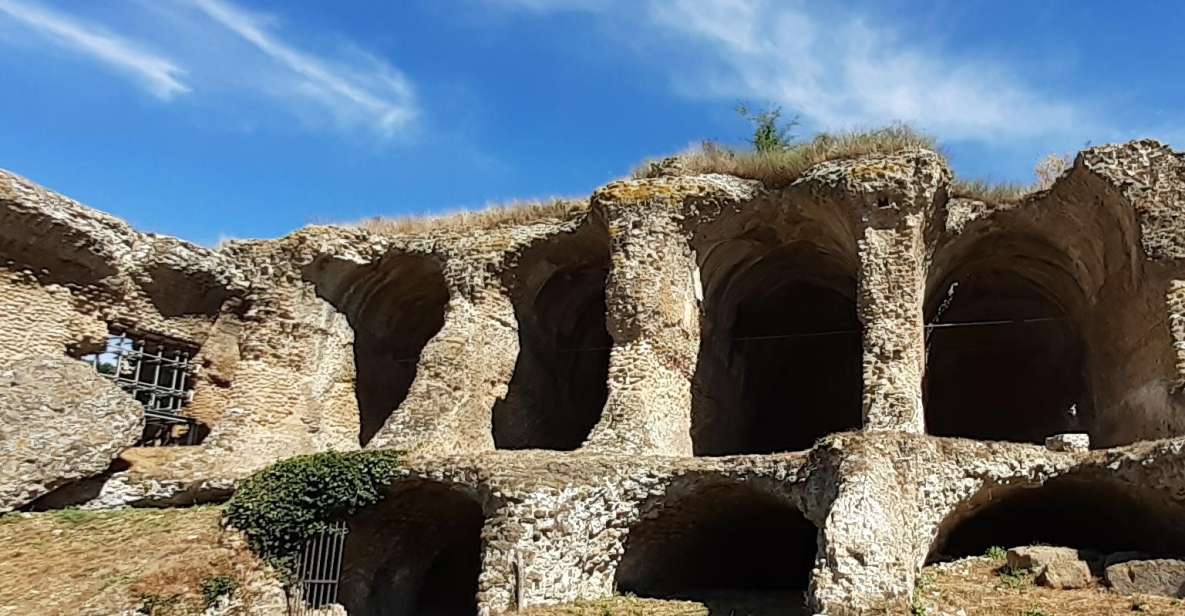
4,139,1185,613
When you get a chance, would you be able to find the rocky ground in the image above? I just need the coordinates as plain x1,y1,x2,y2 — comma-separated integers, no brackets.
0,507,282,616
915,553,1185,616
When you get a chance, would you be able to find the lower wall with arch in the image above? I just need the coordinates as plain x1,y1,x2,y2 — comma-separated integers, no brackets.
355,436,1185,616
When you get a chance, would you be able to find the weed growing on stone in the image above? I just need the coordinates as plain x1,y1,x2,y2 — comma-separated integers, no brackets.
200,575,238,608
984,546,1007,562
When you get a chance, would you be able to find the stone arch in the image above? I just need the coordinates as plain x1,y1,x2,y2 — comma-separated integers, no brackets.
928,475,1185,563
304,254,449,446
692,218,862,455
615,479,817,612
338,480,485,616
924,232,1093,443
493,221,611,450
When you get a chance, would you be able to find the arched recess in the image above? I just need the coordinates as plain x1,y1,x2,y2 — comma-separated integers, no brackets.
304,254,449,446
615,480,816,613
338,481,485,616
493,223,611,450
924,234,1092,443
928,476,1185,563
693,234,862,456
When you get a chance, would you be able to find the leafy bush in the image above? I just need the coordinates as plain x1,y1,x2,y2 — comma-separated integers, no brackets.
736,103,798,153
984,545,1007,561
224,450,403,573
200,575,238,608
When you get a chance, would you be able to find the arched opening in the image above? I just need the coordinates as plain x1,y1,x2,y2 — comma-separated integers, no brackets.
925,238,1091,443
929,477,1185,563
338,482,484,616
493,225,610,450
693,241,862,455
616,481,816,614
304,254,449,446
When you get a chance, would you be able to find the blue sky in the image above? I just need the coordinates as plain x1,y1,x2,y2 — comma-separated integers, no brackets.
0,0,1182,246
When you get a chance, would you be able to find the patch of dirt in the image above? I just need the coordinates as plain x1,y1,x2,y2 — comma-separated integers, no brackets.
0,506,273,616
917,556,1185,615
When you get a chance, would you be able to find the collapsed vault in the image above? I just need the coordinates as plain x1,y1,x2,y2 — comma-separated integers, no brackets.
305,254,448,446
493,221,611,450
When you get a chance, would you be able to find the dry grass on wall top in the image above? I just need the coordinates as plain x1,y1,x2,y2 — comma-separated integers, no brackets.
632,124,938,186
0,506,264,616
351,125,1048,236
354,197,588,236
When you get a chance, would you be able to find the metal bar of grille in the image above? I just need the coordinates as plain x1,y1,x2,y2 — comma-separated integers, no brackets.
83,331,199,447
290,522,347,614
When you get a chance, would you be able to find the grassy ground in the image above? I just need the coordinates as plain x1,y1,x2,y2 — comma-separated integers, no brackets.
916,555,1185,615
0,506,270,616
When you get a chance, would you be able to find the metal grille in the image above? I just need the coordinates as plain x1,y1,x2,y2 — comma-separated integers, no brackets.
81,331,200,446
289,521,348,615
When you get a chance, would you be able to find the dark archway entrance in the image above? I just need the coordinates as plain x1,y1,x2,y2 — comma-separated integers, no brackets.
693,242,863,455
929,477,1185,563
338,482,484,616
615,482,816,614
925,243,1090,443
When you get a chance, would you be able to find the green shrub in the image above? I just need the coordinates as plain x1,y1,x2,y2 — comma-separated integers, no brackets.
200,575,238,608
984,545,1007,561
224,449,403,573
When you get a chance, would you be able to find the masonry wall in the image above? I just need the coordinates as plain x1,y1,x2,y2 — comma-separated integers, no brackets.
4,139,1185,613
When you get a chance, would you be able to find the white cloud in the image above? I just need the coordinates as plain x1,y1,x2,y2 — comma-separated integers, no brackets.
493,0,1092,143
188,0,416,137
0,0,188,99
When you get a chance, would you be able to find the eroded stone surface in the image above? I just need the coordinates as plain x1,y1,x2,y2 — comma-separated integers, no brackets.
0,357,143,512
1105,559,1185,598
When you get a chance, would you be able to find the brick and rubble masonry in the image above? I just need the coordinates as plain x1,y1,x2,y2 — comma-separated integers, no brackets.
2,139,1185,613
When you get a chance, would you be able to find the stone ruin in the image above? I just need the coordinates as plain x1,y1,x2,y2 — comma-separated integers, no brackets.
2,140,1185,614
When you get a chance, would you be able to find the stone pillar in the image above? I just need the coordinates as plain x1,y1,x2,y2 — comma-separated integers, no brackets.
475,482,635,613
582,188,700,456
857,213,927,434
367,284,518,455
806,437,923,614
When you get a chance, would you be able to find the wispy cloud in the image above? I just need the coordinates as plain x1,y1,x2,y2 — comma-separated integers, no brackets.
188,0,416,137
0,0,416,138
0,0,188,99
491,0,1093,144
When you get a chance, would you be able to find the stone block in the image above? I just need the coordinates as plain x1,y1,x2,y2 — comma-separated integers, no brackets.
1105,559,1185,598
1037,558,1092,589
1045,433,1090,452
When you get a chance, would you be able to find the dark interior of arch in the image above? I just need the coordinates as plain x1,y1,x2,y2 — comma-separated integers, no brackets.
338,483,483,616
615,482,816,612
693,243,863,456
305,255,448,446
925,261,1089,444
929,477,1185,562
493,230,610,450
